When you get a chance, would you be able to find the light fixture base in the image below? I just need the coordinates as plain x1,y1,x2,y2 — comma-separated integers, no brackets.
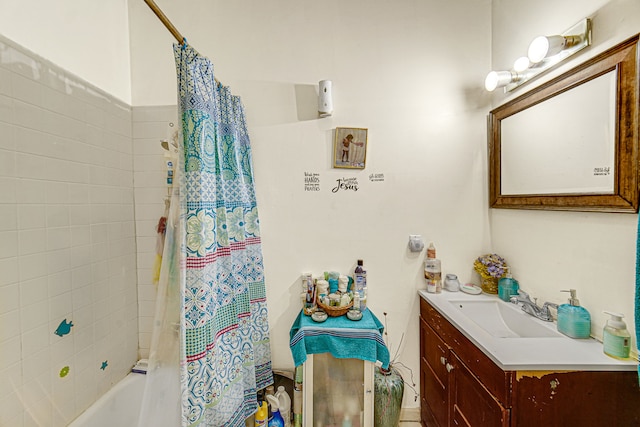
505,18,591,92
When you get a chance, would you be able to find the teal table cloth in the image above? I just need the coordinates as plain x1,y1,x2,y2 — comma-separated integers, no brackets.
289,309,390,369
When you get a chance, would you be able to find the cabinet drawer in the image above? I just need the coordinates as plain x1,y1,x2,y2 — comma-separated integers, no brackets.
420,297,513,407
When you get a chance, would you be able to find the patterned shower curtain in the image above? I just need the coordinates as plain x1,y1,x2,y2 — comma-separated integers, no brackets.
174,42,273,427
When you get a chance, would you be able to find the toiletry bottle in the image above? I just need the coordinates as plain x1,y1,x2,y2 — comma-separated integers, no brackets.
603,311,631,359
293,366,303,427
302,273,315,314
556,289,591,339
255,401,268,427
360,287,368,311
275,386,291,427
266,395,285,427
265,385,275,422
497,268,519,302
355,260,367,298
424,243,442,293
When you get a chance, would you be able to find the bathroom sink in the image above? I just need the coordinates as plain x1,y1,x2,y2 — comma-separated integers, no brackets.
448,300,562,338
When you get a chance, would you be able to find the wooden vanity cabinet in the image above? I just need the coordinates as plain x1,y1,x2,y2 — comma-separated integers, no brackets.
420,298,510,427
419,297,640,427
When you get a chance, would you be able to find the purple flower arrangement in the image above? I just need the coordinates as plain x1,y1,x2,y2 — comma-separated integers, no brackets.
473,254,508,279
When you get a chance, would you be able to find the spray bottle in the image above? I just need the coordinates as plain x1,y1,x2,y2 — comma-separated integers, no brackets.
266,395,285,427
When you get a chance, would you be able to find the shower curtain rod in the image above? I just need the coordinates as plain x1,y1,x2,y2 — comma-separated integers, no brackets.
143,0,184,44
143,0,222,84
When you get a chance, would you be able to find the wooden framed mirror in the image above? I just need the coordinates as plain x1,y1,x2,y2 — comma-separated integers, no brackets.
488,34,639,213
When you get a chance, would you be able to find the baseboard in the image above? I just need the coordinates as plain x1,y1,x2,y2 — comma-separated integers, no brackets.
400,407,420,422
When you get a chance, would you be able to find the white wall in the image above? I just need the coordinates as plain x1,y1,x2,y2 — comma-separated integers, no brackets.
0,34,138,427
0,0,132,103
489,0,640,352
129,0,492,408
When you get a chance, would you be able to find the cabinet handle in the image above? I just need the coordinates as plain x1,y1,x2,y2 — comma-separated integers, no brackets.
440,357,446,365
446,363,454,373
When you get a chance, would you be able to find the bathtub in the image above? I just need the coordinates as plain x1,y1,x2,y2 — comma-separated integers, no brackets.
68,372,146,427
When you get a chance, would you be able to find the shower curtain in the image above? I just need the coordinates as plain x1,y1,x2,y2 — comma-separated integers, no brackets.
138,42,273,427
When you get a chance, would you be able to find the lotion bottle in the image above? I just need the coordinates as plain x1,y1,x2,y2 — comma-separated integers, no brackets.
556,289,591,339
603,311,631,359
354,260,367,297
424,243,442,293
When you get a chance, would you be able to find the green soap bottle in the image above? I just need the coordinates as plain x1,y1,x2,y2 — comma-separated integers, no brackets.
603,311,631,359
556,289,591,339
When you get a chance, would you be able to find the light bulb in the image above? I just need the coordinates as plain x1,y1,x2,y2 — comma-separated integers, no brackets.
528,35,567,63
513,56,530,72
484,71,513,92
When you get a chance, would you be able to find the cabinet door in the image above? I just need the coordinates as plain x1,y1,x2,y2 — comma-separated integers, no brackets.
302,353,374,427
420,317,449,427
450,353,509,427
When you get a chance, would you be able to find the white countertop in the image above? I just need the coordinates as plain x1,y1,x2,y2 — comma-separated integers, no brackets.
419,289,638,371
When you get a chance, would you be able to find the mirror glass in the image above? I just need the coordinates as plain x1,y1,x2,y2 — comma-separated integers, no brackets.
489,35,639,212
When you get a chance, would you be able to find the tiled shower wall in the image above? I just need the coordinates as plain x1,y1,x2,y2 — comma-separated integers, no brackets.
0,35,138,426
132,105,178,359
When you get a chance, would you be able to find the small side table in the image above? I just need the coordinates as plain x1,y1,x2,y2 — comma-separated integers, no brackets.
289,309,390,427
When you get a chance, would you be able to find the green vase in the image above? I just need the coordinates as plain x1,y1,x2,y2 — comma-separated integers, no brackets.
373,365,404,427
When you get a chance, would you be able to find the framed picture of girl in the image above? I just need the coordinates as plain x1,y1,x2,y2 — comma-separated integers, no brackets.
333,127,368,169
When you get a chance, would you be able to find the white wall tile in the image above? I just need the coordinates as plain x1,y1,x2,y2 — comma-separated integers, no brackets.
67,183,89,204
68,205,91,226
48,293,72,323
0,283,20,315
48,271,71,298
0,121,16,150
12,100,44,131
46,204,69,227
70,225,91,247
21,325,50,356
46,228,71,251
0,257,19,286
0,94,16,124
69,245,91,269
0,149,16,177
41,85,86,120
15,180,47,204
0,392,23,426
0,176,17,204
11,73,42,106
0,362,23,398
0,205,17,231
19,300,48,332
0,67,11,96
45,182,69,205
70,266,91,290
1,35,137,424
16,205,46,229
0,310,21,343
71,285,93,311
46,249,70,275
0,231,17,258
49,336,74,366
18,229,45,256
19,277,48,306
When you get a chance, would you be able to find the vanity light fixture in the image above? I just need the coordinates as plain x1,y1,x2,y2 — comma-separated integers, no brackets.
528,34,584,63
484,18,591,92
484,71,519,92
512,56,530,73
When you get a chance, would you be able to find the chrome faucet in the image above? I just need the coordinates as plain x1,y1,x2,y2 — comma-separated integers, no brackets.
510,291,557,322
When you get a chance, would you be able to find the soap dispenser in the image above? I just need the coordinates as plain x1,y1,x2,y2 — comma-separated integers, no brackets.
603,311,631,359
556,289,591,339
498,268,519,302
